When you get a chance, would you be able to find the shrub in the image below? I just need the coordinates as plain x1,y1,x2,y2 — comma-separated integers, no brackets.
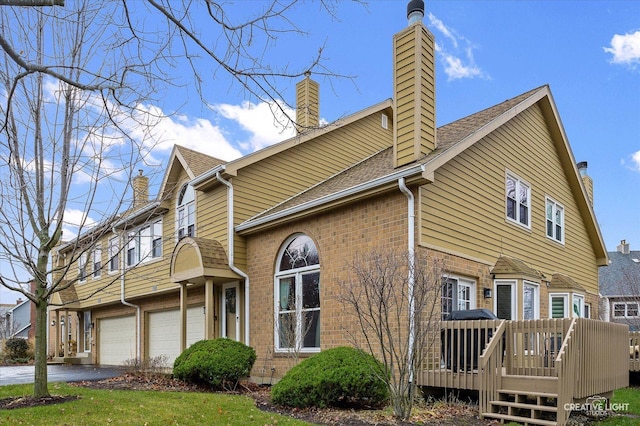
271,346,388,409
5,337,29,360
173,338,256,389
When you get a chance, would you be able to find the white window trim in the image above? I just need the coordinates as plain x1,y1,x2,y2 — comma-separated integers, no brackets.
125,219,163,268
274,266,321,354
572,294,585,318
545,196,565,244
441,275,477,320
78,253,88,283
523,281,540,320
273,235,321,354
108,236,119,274
176,184,195,240
549,292,569,318
613,301,639,318
494,279,517,320
92,244,102,279
505,171,531,230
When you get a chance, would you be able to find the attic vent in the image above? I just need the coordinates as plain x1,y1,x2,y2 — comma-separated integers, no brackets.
633,258,640,263
381,113,388,129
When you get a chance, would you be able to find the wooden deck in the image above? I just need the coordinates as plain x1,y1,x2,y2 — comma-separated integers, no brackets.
418,318,630,426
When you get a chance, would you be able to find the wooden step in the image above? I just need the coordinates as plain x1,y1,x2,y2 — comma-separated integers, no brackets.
482,412,557,426
490,400,558,413
501,375,558,394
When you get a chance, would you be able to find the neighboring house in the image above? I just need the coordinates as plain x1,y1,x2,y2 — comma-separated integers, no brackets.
600,240,640,330
50,1,606,377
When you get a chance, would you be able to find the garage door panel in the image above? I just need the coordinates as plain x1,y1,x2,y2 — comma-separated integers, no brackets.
99,316,136,366
148,310,180,365
187,305,204,347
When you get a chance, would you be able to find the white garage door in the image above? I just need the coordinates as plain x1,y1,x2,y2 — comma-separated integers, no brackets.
99,316,136,366
186,305,205,347
148,306,205,366
148,310,180,365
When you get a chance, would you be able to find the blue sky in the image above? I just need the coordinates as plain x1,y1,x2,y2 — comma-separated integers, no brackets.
163,0,639,251
1,1,638,303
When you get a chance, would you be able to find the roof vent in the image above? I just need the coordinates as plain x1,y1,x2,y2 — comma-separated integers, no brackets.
407,0,424,25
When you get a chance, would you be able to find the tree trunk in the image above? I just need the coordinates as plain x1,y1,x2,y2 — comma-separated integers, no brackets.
33,284,50,397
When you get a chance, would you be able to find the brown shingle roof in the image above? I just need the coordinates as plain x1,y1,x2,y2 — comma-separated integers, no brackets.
549,273,586,292
57,282,78,305
175,145,225,178
490,256,545,279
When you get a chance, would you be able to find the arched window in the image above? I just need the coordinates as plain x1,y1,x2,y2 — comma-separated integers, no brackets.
274,234,320,352
176,184,195,239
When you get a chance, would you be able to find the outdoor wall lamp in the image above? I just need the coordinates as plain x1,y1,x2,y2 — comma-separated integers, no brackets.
50,320,56,327
483,287,493,299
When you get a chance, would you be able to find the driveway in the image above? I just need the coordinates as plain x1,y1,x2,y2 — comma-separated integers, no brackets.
0,364,124,386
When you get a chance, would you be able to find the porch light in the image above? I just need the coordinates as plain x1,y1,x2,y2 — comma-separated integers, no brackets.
483,287,493,299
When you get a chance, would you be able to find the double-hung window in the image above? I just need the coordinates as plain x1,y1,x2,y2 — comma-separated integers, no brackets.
176,184,195,239
506,173,530,227
441,276,475,320
523,281,539,320
546,197,564,243
126,231,137,267
275,234,320,352
126,219,163,267
78,253,88,283
93,245,102,278
108,236,119,273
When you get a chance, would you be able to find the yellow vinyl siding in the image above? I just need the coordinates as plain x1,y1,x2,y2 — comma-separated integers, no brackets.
420,103,598,292
196,186,227,243
232,112,392,224
394,23,436,167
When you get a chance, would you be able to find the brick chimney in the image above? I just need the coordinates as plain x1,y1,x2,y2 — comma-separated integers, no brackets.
618,239,630,255
295,72,319,133
393,0,436,168
577,161,593,207
132,169,149,208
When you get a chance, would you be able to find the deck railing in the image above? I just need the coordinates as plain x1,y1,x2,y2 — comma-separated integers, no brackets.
555,318,577,426
478,320,505,417
421,319,503,390
571,318,628,398
419,318,629,405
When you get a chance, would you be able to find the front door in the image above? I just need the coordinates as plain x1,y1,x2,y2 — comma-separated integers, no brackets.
222,282,239,341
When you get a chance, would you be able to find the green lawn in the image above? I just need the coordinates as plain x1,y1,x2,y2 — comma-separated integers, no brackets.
0,383,311,425
594,387,640,426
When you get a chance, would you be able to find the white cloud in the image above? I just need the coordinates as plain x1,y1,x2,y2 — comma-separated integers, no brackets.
212,101,296,153
632,151,640,171
59,208,98,240
427,13,487,81
604,30,640,65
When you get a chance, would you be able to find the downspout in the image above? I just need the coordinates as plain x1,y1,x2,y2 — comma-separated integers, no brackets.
216,172,251,346
398,177,415,383
115,227,141,362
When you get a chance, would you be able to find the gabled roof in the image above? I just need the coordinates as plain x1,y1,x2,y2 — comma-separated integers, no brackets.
237,85,608,266
159,145,225,200
600,250,640,297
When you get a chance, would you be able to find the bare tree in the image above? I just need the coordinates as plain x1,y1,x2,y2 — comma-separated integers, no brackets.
340,250,443,420
0,0,354,399
275,296,314,368
0,1,169,397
